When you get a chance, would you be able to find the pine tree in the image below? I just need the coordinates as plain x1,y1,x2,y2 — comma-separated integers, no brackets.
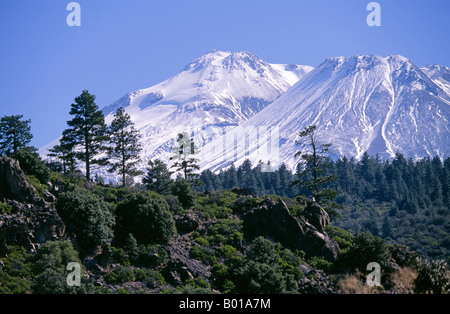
293,125,339,215
0,115,33,156
336,156,355,193
222,164,239,189
47,129,77,174
143,159,174,195
170,132,200,182
107,107,143,187
65,90,108,181
278,163,295,197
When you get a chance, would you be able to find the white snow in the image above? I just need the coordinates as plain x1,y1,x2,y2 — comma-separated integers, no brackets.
40,52,449,178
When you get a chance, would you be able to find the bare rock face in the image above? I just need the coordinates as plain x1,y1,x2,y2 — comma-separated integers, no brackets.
0,157,65,256
243,197,340,261
163,234,211,286
303,200,331,234
0,157,36,202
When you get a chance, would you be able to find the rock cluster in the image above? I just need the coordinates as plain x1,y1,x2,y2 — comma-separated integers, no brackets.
0,157,65,256
243,197,340,261
163,234,211,286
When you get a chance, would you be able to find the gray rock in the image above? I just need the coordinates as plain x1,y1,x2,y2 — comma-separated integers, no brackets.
0,157,37,202
243,197,340,261
0,157,65,255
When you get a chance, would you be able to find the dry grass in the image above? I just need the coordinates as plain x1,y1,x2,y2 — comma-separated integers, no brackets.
337,271,381,294
389,267,418,294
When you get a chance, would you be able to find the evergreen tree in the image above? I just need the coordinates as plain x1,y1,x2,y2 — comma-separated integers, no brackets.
443,158,450,208
222,164,239,189
374,162,389,202
32,241,94,294
200,169,221,192
143,159,174,195
170,132,200,182
293,125,339,214
0,115,33,156
171,179,196,209
65,90,108,181
278,163,295,197
107,107,143,187
47,129,77,174
237,159,258,193
336,156,355,193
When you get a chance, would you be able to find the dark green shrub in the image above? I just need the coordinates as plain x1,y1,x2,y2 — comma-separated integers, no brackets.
0,201,12,214
31,241,94,294
171,179,196,209
134,244,169,268
11,147,51,184
26,175,45,197
124,233,139,262
335,232,391,275
190,246,217,265
216,244,237,260
104,266,135,285
232,237,298,294
56,188,115,254
414,258,450,294
325,225,354,250
0,246,33,294
110,247,130,266
115,191,176,245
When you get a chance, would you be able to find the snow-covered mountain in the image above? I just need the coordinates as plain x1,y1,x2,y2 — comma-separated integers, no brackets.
421,64,450,95
100,50,312,166
199,55,450,172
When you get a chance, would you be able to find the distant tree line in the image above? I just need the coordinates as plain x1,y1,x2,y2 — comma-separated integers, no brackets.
199,152,450,211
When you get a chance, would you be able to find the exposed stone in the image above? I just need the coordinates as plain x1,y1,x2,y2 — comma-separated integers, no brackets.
0,157,65,255
163,234,211,286
0,157,37,202
303,200,330,234
243,197,340,261
174,211,200,234
298,264,338,294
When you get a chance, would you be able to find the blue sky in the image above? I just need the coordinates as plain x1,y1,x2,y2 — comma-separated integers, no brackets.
0,0,449,148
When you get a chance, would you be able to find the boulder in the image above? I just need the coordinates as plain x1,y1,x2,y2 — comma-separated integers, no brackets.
163,234,211,286
0,157,65,255
0,157,37,202
243,197,340,261
174,211,200,234
303,200,331,234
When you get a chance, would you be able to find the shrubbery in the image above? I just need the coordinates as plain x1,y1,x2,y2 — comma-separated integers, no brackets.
31,241,95,294
115,191,176,245
0,246,33,294
232,237,299,294
56,187,115,254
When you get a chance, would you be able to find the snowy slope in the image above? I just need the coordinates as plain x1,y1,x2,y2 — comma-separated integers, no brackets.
101,51,312,167
40,50,313,178
199,55,450,172
421,64,450,95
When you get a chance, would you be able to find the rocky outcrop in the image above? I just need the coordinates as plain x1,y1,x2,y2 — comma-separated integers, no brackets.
0,157,36,203
298,263,338,294
163,234,211,286
174,211,200,234
0,157,65,256
303,200,331,234
243,197,340,261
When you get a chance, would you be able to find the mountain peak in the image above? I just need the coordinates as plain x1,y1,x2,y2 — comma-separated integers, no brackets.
182,50,266,73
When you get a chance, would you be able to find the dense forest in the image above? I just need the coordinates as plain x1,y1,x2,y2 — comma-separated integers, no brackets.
0,90,449,294
199,154,450,261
